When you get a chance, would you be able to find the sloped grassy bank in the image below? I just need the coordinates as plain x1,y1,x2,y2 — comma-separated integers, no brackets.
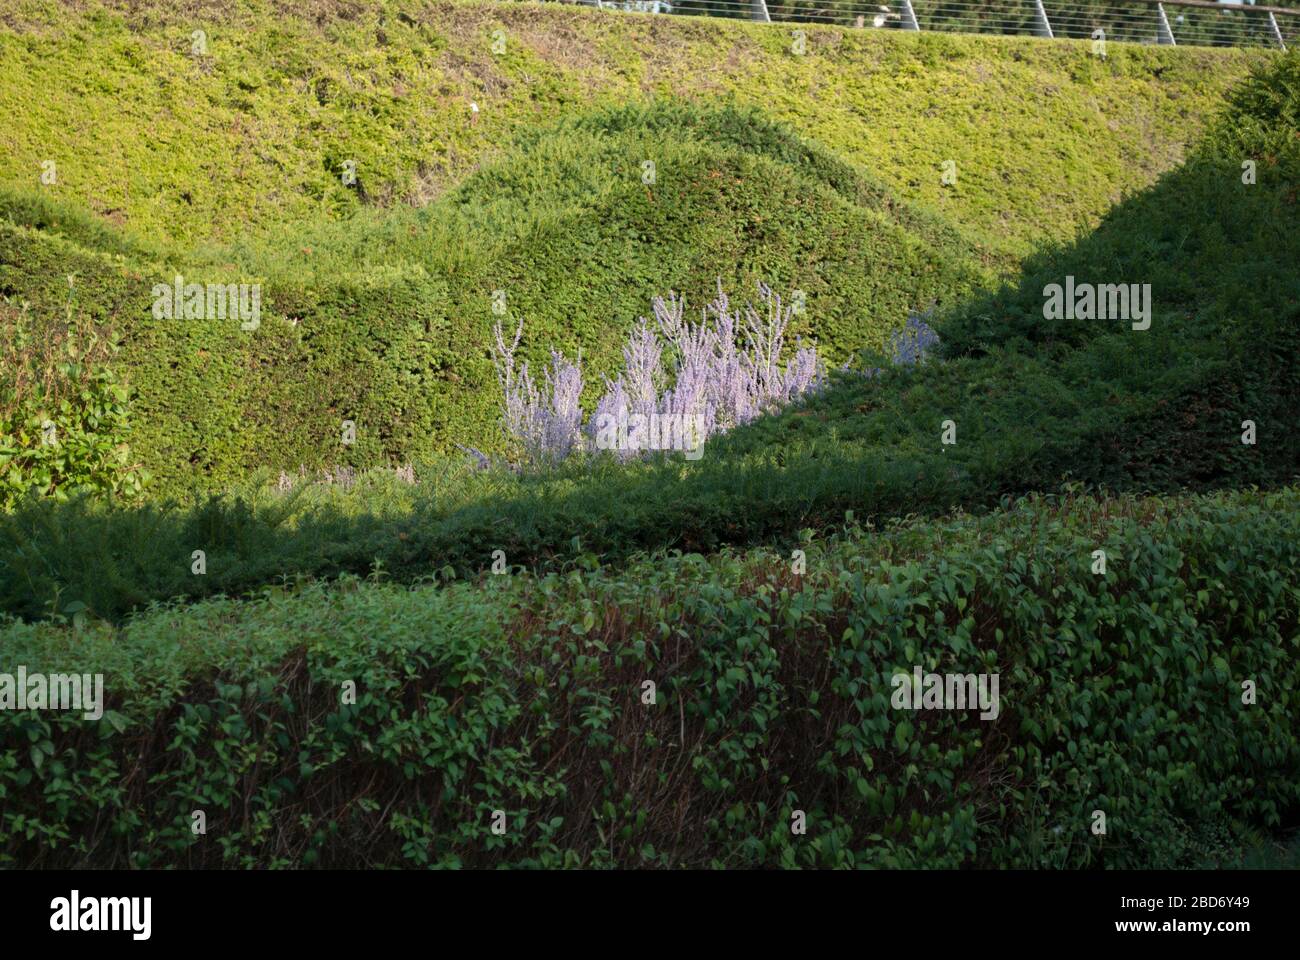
3,52,1296,624
0,102,988,495
2,487,1297,868
0,0,1275,496
0,0,1261,256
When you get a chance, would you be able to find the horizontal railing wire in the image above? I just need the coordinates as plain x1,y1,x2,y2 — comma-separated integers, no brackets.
569,0,1295,48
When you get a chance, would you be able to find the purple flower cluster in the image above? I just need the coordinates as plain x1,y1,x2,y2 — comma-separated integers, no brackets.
490,284,942,467
886,310,941,366
491,282,828,465
492,317,586,466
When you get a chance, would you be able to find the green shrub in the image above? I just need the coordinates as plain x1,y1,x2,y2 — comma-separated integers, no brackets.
0,295,143,509
0,0,1258,257
0,100,990,494
7,58,1297,623
2,487,1296,867
0,1,1275,495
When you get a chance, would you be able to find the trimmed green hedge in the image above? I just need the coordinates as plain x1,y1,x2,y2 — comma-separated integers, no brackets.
0,0,1260,257
0,102,986,494
4,51,1295,624
2,487,1297,867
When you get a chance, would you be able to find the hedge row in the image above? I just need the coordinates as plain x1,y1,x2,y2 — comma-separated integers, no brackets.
2,487,1297,867
2,274,1293,624
0,0,1257,255
0,102,985,494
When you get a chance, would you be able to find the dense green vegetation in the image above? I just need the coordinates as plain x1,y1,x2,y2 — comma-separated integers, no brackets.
3,46,1295,624
0,2,1297,870
1,102,991,494
0,295,143,508
0,0,1277,497
0,1,1261,254
4,487,1297,867
1,2,1264,494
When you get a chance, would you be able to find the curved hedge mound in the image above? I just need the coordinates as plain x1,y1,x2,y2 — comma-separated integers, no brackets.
0,102,986,495
6,53,1294,624
2,487,1297,868
0,0,1262,257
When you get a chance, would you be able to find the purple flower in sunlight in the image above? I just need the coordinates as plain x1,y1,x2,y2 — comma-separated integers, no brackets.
490,282,941,467
492,316,585,465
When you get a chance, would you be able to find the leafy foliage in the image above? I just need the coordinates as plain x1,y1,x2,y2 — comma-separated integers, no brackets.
0,1,1257,255
0,295,143,509
5,46,1296,623
1,6,1297,870
2,487,1296,868
0,101,984,493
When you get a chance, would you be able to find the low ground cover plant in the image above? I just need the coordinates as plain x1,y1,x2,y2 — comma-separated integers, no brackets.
0,296,142,510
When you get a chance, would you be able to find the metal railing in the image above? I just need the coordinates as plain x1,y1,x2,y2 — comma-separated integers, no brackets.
579,0,1297,49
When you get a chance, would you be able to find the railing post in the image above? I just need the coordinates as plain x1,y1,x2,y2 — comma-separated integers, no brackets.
1155,2,1177,45
1032,0,1054,39
1268,11,1287,50
900,0,921,31
752,0,771,23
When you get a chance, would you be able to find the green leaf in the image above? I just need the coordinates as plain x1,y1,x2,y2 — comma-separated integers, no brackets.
894,720,912,750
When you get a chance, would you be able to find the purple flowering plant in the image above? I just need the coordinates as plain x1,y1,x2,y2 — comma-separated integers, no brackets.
491,282,939,467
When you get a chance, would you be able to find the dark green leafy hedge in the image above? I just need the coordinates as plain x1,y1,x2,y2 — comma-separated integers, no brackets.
2,487,1296,867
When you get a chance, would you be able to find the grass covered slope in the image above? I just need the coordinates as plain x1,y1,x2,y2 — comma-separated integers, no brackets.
0,0,1268,259
0,1,1277,494
248,100,990,361
3,487,1297,868
0,102,987,494
5,50,1293,624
